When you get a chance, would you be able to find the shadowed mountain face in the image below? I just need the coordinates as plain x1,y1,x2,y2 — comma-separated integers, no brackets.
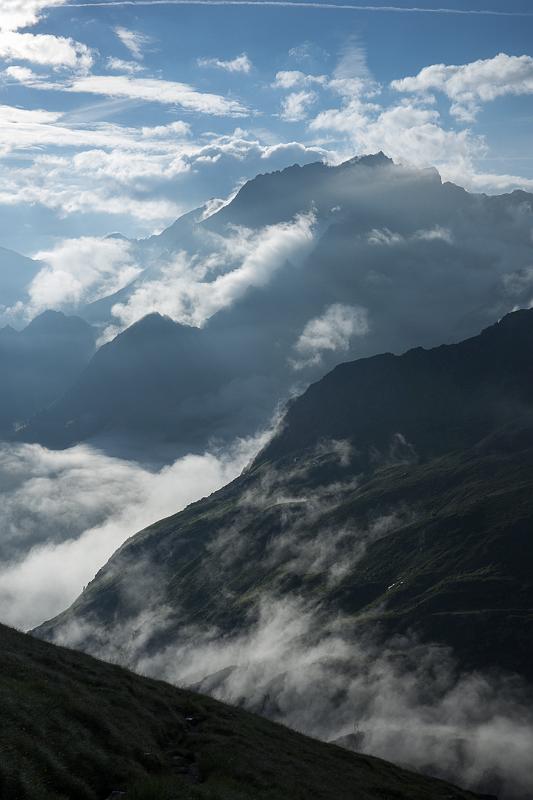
37,310,533,799
2,623,490,800
0,311,96,435
20,154,533,457
0,247,41,315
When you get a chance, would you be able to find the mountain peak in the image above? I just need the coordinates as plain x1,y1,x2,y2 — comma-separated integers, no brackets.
25,310,92,336
341,151,394,169
105,232,129,241
115,312,200,343
127,312,180,333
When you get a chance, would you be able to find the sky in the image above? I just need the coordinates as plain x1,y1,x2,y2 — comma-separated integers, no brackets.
0,0,532,253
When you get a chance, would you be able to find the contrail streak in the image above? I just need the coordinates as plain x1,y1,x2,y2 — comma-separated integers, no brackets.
62,1,533,18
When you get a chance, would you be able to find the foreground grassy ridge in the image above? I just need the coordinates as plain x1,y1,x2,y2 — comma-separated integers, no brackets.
0,624,487,800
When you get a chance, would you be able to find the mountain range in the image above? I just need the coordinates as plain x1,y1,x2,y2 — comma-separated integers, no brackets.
9,153,533,459
36,308,533,799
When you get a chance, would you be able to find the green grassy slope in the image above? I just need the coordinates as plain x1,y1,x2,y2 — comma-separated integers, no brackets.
38,422,533,682
0,623,489,800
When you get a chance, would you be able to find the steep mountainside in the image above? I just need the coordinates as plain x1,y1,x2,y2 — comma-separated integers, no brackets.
0,623,487,800
0,246,41,314
21,154,533,456
37,310,533,798
1,311,96,435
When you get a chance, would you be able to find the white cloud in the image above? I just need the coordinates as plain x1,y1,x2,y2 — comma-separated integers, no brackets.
0,30,92,69
305,50,533,194
66,74,249,116
20,236,141,316
107,212,316,335
280,90,317,122
0,431,268,630
198,53,252,74
0,1,68,32
0,112,327,230
367,225,453,246
0,1,92,70
273,70,327,90
3,64,38,82
334,39,371,82
273,42,373,99
310,98,486,186
291,303,369,369
114,26,152,60
141,119,191,137
106,56,144,74
392,53,533,122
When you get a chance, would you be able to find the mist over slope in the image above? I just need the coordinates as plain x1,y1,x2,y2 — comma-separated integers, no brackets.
37,309,533,799
16,154,533,458
1,622,489,800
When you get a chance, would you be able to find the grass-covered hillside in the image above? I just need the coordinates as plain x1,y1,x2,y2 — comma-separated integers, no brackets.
38,310,533,683
0,623,489,800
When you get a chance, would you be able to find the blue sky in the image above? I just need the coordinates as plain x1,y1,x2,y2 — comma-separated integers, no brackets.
0,0,532,253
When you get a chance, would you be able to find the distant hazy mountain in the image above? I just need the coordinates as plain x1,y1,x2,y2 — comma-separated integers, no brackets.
22,154,533,456
37,310,533,798
0,311,96,435
18,311,258,455
0,246,41,314
1,623,485,800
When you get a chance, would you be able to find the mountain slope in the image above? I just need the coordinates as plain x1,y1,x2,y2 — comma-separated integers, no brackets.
36,310,533,798
0,623,487,800
21,154,533,456
1,311,96,435
0,246,41,313
18,312,251,453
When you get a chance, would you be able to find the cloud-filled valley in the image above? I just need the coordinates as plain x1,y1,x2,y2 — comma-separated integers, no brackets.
2,5,533,798
0,429,268,630
4,155,533,464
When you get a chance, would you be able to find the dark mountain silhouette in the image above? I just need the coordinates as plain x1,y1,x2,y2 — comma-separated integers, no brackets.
0,311,96,435
18,312,254,454
20,155,533,456
36,310,533,798
0,622,488,800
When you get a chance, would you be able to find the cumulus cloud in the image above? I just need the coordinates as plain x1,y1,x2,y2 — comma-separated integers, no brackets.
0,30,92,69
0,1,67,31
198,53,252,73
272,70,327,89
392,53,533,122
0,430,268,630
304,49,533,194
290,303,369,369
0,114,327,232
0,1,92,70
106,212,316,335
280,90,317,122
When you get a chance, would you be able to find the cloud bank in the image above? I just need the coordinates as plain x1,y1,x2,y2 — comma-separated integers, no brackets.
0,430,268,630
